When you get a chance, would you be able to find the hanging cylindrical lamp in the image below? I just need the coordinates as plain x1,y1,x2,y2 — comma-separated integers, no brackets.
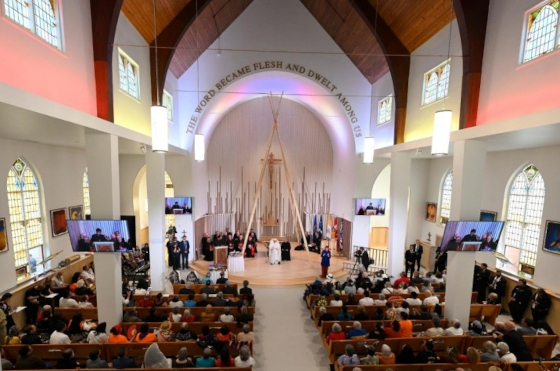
151,105,168,152
431,110,452,156
363,137,375,164
194,133,205,162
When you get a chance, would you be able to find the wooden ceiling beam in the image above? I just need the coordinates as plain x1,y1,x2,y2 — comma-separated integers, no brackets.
351,0,410,145
90,0,124,122
150,0,212,106
454,0,490,129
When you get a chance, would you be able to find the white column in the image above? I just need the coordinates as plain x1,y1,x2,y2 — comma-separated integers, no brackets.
387,152,411,278
146,151,166,291
445,139,487,327
84,133,122,329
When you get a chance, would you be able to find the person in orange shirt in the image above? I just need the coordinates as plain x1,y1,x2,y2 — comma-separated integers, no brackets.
132,323,157,343
377,344,396,364
108,325,128,344
384,320,404,339
398,312,413,337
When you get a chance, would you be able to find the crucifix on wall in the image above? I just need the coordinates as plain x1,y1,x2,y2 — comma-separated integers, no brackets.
261,152,282,189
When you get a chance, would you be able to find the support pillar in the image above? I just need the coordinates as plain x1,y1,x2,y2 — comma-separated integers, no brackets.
146,151,166,291
445,139,487,327
84,133,122,329
387,152,412,278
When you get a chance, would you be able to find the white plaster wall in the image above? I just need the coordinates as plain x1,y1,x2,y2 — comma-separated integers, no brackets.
408,159,430,245
0,0,96,114
113,14,151,136
164,75,182,148
405,20,462,142
370,164,391,229
370,72,395,149
478,0,560,127
0,138,87,292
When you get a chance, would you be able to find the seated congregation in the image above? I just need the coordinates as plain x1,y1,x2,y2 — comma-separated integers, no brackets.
0,263,257,369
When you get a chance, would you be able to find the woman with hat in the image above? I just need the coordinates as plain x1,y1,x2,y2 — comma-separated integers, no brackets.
320,245,331,278
155,321,175,342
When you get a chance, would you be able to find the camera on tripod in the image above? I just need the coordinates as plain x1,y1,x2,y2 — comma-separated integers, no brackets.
353,250,363,258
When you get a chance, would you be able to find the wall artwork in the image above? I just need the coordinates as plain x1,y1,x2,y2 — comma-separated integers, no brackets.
68,205,84,220
425,202,437,223
480,210,497,222
0,218,8,253
51,208,68,237
543,220,560,255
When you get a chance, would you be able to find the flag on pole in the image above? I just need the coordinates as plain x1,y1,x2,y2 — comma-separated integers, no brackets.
326,214,332,239
333,217,338,239
313,215,317,233
339,219,344,251
319,215,323,235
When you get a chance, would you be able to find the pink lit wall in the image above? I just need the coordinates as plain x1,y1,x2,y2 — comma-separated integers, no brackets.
478,0,560,126
0,1,96,115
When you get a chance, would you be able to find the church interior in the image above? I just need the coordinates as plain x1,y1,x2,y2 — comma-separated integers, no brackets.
1,0,560,370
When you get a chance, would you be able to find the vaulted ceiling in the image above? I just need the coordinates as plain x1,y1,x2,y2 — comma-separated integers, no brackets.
121,0,454,83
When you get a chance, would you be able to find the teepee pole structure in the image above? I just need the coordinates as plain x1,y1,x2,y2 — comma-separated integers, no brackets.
241,93,312,266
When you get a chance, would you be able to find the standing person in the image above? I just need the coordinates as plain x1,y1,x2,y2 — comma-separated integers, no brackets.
171,237,181,270
320,246,331,278
269,238,281,265
474,263,491,303
413,239,423,271
180,235,190,270
508,279,532,323
488,270,507,303
359,247,371,273
0,293,15,331
405,245,416,279
531,288,551,323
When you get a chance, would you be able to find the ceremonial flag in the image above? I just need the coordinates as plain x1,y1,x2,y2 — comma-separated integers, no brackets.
319,215,323,235
313,215,317,232
333,217,338,239
326,214,332,239
339,219,344,250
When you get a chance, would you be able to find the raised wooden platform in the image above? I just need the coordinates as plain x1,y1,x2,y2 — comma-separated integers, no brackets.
191,244,350,286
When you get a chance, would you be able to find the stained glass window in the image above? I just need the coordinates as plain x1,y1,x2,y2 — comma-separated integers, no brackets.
83,169,91,216
523,1,559,63
164,172,175,228
118,49,140,99
3,0,61,49
163,90,174,122
422,60,451,106
440,170,453,225
6,158,44,279
503,164,545,277
377,95,392,125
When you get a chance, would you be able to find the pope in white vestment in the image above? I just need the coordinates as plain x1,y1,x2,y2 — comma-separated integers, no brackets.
269,238,281,265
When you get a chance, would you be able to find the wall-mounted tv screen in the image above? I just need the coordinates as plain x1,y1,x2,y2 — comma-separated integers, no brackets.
165,197,192,215
440,221,505,252
355,198,386,216
66,220,131,252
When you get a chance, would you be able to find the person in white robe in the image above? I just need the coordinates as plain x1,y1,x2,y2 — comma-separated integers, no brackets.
269,238,281,265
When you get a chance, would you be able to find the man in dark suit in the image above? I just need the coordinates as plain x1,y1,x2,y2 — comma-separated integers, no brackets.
493,321,533,361
508,279,532,323
359,247,371,272
462,229,479,242
488,270,507,303
180,235,190,270
112,348,140,369
90,228,107,244
405,245,416,279
222,281,237,295
474,263,491,303
240,280,252,295
413,239,423,271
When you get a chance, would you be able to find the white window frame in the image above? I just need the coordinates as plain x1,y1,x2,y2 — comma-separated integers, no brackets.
377,95,392,126
521,1,560,64
439,170,453,226
2,0,63,50
422,60,451,106
117,48,141,100
163,90,174,122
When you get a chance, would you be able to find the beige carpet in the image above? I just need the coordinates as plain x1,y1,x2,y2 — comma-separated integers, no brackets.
252,286,331,370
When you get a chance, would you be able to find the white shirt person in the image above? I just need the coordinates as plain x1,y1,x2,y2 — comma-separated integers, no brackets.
269,239,281,265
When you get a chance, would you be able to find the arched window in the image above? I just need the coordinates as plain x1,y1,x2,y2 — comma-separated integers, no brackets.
503,164,545,277
440,170,453,225
423,72,439,105
3,0,61,49
164,172,175,228
422,60,451,105
6,158,45,279
83,169,91,216
523,4,558,63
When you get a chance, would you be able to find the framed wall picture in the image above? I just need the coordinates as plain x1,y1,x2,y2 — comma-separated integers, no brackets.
480,210,497,222
0,218,8,253
542,220,560,255
425,202,437,223
51,208,68,237
68,205,84,220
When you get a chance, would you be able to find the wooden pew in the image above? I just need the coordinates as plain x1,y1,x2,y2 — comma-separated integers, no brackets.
327,336,468,365
340,364,494,371
131,306,254,321
121,321,253,335
437,304,502,326
172,283,239,294
54,307,99,321
131,293,243,303
2,344,102,366
312,305,427,327
320,319,450,344
469,334,558,359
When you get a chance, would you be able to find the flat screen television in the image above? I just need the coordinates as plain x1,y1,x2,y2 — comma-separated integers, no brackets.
440,221,505,252
165,197,192,215
66,220,131,252
355,198,386,216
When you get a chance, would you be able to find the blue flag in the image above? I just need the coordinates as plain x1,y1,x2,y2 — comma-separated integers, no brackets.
313,215,317,232
319,215,323,234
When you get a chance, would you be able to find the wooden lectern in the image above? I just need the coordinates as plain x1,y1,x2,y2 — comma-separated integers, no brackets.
214,246,228,266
